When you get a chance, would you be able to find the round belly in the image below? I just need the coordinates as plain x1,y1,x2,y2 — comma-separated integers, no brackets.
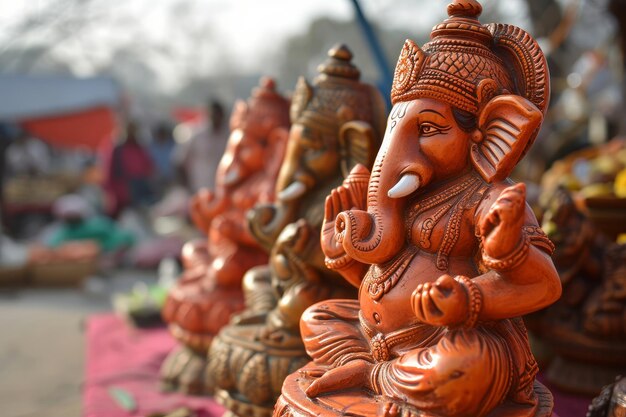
359,250,477,334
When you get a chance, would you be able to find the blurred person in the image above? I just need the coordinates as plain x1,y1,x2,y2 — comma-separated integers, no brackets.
174,99,228,192
47,194,134,254
149,122,176,186
5,129,51,177
2,129,53,237
106,121,155,217
0,123,13,207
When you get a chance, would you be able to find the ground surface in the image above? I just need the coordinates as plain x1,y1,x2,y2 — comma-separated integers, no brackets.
0,269,156,417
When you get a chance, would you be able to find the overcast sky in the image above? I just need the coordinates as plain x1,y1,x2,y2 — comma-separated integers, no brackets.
0,1,529,63
0,0,531,91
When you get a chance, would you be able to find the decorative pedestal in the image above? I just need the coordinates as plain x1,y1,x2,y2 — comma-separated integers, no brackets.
208,323,309,417
275,364,555,417
161,275,246,394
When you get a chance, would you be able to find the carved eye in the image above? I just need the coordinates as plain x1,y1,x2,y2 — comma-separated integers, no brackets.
418,122,449,137
420,124,437,135
299,127,323,150
450,370,465,379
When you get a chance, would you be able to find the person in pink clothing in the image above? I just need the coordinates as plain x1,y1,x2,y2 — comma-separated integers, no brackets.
106,121,155,217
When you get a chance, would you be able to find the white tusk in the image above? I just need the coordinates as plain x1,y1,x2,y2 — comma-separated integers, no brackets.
388,173,420,199
278,181,307,202
223,167,241,186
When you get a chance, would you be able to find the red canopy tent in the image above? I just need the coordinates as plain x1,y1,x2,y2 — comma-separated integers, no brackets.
1,75,121,151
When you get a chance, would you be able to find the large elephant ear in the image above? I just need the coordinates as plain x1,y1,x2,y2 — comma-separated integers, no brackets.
266,126,289,179
229,99,248,130
488,23,550,116
471,95,542,183
338,121,377,178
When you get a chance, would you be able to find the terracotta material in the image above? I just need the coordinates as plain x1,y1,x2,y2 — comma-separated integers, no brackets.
160,77,290,394
275,1,562,416
206,44,386,417
533,187,626,395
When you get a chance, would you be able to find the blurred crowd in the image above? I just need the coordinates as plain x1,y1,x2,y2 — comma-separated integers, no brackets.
0,0,625,279
0,99,229,273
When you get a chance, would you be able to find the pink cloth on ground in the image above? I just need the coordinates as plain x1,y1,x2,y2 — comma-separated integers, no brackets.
83,314,589,417
83,313,224,417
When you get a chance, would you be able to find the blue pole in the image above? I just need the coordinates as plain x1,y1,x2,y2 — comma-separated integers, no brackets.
349,0,393,105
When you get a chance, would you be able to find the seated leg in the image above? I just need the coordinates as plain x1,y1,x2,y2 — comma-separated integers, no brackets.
375,320,539,417
301,299,372,367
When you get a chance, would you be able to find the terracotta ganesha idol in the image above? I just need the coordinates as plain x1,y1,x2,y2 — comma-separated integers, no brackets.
275,1,562,417
206,45,386,417
160,77,290,394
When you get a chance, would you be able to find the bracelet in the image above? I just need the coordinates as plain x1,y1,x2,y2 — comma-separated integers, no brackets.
524,225,555,255
482,233,531,272
454,275,482,328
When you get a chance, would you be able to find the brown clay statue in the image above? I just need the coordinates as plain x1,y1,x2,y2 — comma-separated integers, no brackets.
206,45,386,416
535,187,626,394
275,2,563,417
160,77,290,394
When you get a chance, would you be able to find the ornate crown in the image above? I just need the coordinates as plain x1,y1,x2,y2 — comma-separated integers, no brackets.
290,44,385,137
230,77,290,132
390,0,549,116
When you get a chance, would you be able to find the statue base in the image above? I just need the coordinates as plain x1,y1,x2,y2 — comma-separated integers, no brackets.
208,323,309,417
274,363,554,417
160,345,212,395
160,285,245,394
215,388,274,417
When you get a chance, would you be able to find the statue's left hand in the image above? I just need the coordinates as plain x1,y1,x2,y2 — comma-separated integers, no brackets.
411,275,469,326
189,188,218,231
479,183,526,259
305,360,374,397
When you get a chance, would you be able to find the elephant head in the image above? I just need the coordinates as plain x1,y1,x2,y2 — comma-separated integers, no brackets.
248,45,386,251
337,1,550,264
190,77,290,234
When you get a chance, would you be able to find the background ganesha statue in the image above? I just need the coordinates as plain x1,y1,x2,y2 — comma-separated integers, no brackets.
531,186,626,394
206,45,386,417
275,1,562,417
160,77,290,394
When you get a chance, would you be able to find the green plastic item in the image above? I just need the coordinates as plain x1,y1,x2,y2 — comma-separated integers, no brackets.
108,386,137,412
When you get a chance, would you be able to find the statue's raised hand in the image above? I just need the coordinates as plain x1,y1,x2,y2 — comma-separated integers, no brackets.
190,188,226,233
479,183,526,259
321,164,370,261
411,274,469,327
